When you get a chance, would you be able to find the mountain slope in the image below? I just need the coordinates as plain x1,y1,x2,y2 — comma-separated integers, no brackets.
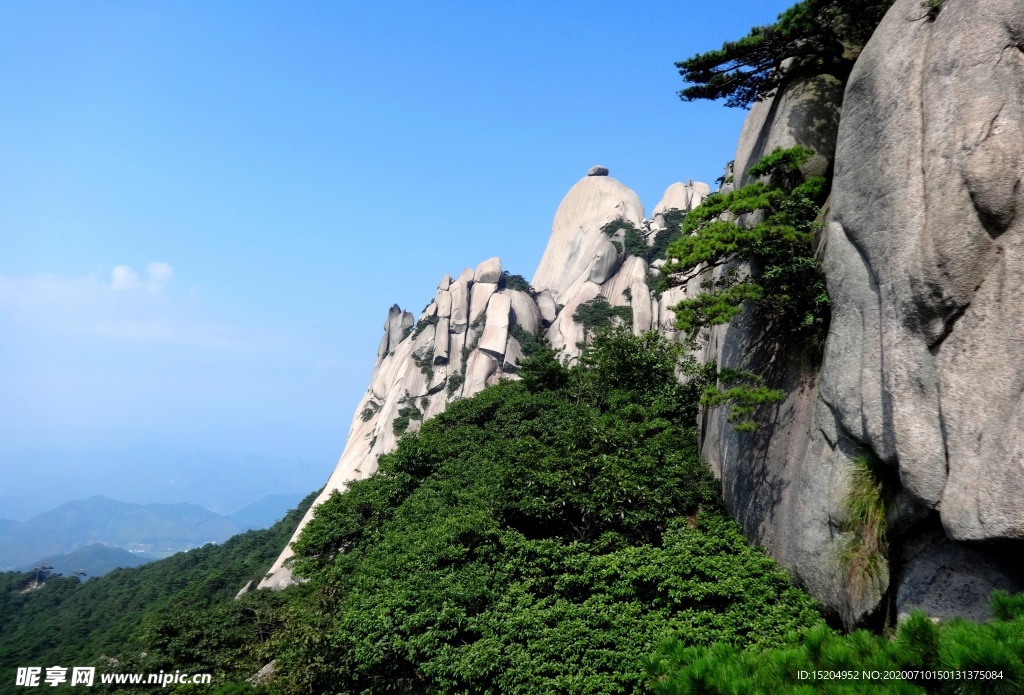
0,491,318,694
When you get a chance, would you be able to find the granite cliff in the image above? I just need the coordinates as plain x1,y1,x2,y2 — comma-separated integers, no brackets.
262,0,1024,631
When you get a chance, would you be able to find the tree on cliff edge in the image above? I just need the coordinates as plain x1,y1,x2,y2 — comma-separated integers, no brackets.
676,0,895,108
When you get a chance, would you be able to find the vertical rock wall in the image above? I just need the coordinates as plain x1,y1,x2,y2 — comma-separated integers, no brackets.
701,0,1024,626
818,0,1024,620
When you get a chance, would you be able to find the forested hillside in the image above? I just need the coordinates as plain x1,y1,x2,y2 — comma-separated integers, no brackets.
0,493,317,695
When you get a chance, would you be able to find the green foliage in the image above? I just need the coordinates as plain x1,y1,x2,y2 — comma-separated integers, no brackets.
500,271,536,295
446,371,465,397
699,368,786,432
601,218,636,237
747,144,815,181
508,322,546,359
516,342,569,394
841,454,897,595
360,401,380,422
649,209,687,263
624,227,649,258
602,217,651,259
270,330,821,694
676,0,895,108
411,314,440,339
412,347,435,383
392,402,424,435
664,146,829,342
922,0,944,19
0,493,318,693
645,592,1024,694
665,147,827,433
469,311,486,332
572,295,633,333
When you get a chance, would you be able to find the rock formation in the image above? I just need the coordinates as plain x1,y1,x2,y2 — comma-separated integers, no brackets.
818,0,1024,619
261,0,1024,630
259,171,709,589
699,0,1024,627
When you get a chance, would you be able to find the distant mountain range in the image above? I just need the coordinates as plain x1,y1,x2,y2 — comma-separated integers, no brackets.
0,492,305,574
17,544,158,578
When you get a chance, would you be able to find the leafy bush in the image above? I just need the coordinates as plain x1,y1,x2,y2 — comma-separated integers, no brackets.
645,592,1024,694
572,295,633,333
602,217,655,261
392,403,424,435
446,371,465,397
273,330,822,694
412,348,435,383
360,402,380,422
500,271,537,295
649,209,687,263
411,314,440,339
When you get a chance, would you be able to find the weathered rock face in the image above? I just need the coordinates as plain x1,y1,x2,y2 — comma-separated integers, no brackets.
259,257,540,589
814,0,1024,621
532,174,645,305
529,172,709,358
824,0,1024,541
260,170,709,589
701,0,1024,626
732,71,843,188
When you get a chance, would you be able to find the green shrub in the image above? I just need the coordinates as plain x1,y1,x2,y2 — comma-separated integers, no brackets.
648,209,687,263
411,314,440,339
601,217,654,260
359,402,380,422
645,592,1024,694
921,0,943,19
572,295,633,333
412,348,435,384
445,371,464,397
500,271,536,295
392,403,423,435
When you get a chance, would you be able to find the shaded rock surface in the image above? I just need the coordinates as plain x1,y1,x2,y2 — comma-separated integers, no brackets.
814,0,1024,620
896,523,1024,623
824,0,1024,542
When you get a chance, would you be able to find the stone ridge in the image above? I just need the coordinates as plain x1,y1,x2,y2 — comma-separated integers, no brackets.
258,174,709,589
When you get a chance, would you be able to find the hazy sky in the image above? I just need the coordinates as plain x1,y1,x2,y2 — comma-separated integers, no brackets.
0,1,794,512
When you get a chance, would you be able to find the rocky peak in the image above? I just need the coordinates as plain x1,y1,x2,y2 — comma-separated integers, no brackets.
259,171,709,590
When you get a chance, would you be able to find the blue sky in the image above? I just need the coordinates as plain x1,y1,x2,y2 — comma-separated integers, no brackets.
0,1,794,515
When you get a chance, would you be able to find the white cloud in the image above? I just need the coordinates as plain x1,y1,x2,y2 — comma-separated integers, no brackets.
146,262,174,293
110,262,174,293
0,267,283,350
111,265,142,291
